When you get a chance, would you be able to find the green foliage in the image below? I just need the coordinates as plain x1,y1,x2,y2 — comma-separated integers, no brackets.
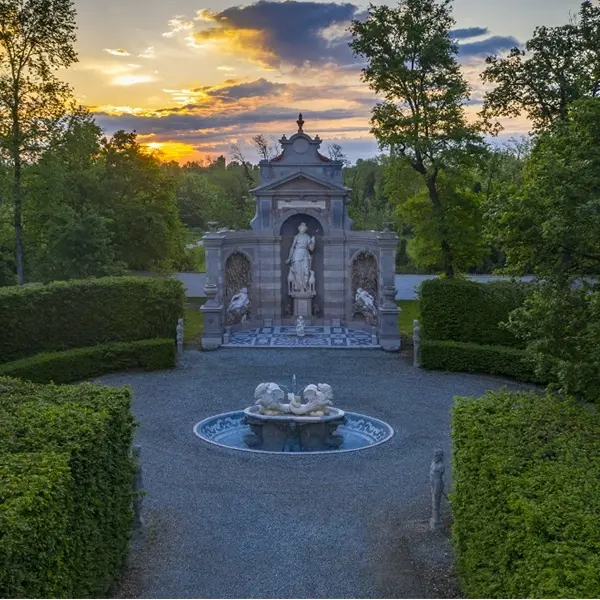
349,0,486,276
419,278,530,347
0,276,184,363
0,452,73,598
397,299,420,340
452,390,600,598
0,378,136,597
481,1,600,132
421,339,539,382
184,300,205,344
0,338,175,384
182,244,206,272
507,281,600,403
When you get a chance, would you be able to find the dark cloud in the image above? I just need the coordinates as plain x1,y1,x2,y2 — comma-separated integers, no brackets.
200,78,288,100
195,0,359,67
451,27,489,40
94,107,364,138
459,35,520,58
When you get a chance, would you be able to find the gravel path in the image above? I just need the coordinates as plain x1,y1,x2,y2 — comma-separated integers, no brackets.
102,349,529,599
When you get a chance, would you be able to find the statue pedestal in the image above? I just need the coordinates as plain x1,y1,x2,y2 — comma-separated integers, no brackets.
290,291,315,318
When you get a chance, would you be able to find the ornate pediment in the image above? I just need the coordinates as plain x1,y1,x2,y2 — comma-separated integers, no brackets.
251,171,348,194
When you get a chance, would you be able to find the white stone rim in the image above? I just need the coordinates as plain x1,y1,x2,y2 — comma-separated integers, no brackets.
193,410,395,455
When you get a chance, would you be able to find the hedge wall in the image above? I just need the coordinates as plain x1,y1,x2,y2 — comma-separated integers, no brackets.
452,390,600,598
0,276,184,364
0,378,136,598
0,453,73,598
419,278,530,348
421,339,542,383
0,338,175,384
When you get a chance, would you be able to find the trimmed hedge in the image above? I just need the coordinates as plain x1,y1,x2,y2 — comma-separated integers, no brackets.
0,378,136,598
0,338,176,384
419,278,530,348
0,276,184,364
421,339,542,383
0,453,73,598
452,390,600,598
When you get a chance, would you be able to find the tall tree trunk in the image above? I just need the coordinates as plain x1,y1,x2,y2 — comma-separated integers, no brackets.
13,154,24,285
426,176,454,278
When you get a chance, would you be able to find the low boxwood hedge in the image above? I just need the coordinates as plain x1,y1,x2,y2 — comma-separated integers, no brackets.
0,276,184,364
0,338,175,384
452,390,600,598
419,278,530,348
0,453,73,598
0,378,136,598
421,339,542,383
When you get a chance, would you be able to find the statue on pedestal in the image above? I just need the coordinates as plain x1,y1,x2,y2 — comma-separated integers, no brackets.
226,287,250,324
286,222,316,294
355,287,378,325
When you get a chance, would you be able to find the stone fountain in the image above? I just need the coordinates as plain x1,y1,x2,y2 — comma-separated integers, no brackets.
243,381,346,451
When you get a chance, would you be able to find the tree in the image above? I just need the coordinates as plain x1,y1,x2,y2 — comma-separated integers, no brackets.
251,134,280,161
350,0,486,277
328,143,350,165
489,98,600,402
0,0,78,283
481,1,600,133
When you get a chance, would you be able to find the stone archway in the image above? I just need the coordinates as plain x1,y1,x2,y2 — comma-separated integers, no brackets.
279,214,324,319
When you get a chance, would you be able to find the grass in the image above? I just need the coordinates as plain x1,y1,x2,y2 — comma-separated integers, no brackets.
184,298,205,344
185,245,206,272
182,297,420,347
397,300,420,341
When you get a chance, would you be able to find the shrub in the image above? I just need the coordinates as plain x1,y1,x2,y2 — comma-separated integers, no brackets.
0,276,184,364
419,278,530,348
421,339,542,383
452,390,600,598
0,339,175,384
0,379,136,597
0,453,73,598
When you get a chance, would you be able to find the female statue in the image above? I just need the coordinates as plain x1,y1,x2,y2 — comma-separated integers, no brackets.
286,222,315,292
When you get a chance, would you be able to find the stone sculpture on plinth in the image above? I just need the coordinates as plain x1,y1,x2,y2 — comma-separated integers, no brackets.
226,287,250,324
355,287,378,325
286,222,316,317
430,448,445,531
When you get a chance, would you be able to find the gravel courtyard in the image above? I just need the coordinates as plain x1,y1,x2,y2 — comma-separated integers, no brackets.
101,349,529,599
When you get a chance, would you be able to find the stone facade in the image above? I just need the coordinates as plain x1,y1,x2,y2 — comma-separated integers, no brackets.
201,115,401,351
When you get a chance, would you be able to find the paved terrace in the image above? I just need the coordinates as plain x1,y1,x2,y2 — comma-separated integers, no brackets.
104,349,530,599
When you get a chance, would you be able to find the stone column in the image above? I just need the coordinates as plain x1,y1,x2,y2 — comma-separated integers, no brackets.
256,235,281,324
323,234,346,323
377,232,401,352
200,232,225,350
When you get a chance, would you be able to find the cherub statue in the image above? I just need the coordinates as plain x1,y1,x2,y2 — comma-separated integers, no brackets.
288,383,334,416
254,382,290,415
227,287,250,324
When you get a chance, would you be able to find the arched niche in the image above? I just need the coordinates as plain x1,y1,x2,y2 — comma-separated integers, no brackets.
351,251,379,322
224,251,252,318
279,213,324,319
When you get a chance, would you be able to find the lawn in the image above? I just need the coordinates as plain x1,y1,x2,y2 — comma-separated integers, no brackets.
183,298,420,346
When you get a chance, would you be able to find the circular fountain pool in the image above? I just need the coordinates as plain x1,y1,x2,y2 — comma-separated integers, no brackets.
193,410,394,454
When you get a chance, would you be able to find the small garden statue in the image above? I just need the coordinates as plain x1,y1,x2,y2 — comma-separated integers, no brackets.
296,315,305,337
176,318,184,356
430,448,445,531
226,288,250,324
413,319,421,368
355,287,378,324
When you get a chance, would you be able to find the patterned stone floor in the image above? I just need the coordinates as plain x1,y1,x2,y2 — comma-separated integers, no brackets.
222,326,380,348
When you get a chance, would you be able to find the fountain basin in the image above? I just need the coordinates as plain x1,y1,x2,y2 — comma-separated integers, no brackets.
194,411,394,454
243,406,346,451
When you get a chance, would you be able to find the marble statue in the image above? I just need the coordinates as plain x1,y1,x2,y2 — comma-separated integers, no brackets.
296,315,305,337
413,319,421,368
226,287,250,324
253,382,335,417
430,448,445,531
286,222,316,293
355,287,378,324
176,318,184,356
254,382,289,415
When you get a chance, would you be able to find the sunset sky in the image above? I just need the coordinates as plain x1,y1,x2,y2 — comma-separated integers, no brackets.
66,0,583,163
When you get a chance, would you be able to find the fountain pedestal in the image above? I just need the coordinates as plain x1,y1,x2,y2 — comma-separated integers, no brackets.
243,406,346,451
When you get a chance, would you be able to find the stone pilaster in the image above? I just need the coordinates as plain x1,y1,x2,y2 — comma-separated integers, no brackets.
322,235,346,323
200,233,225,350
377,232,401,352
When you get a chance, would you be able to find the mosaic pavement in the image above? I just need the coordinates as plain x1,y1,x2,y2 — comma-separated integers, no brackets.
222,326,380,348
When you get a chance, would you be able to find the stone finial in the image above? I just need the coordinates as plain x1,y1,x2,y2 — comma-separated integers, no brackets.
296,112,304,133
430,448,445,531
